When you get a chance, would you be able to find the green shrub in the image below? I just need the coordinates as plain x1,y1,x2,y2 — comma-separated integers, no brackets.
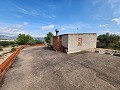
44,32,54,45
16,34,34,45
11,47,16,52
0,46,3,51
97,33,120,50
34,40,44,44
27,39,36,45
115,42,120,48
12,44,18,47
0,41,16,47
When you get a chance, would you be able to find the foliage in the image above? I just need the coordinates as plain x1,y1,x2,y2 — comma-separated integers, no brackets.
16,34,34,45
97,33,120,49
34,40,44,44
11,47,16,52
12,44,18,47
27,39,36,45
115,42,120,48
0,41,16,47
0,46,3,51
44,32,54,45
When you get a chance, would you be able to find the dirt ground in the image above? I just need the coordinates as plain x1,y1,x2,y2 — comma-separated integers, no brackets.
0,46,120,90
0,46,19,64
0,46,13,64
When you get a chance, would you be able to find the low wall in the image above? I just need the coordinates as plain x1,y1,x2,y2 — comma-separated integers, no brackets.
0,46,24,81
0,44,45,81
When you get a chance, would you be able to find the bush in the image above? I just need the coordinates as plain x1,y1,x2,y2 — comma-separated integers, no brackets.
97,33,120,50
0,46,3,51
27,39,36,45
12,44,18,47
115,42,120,48
34,40,44,44
0,41,16,47
16,34,34,45
44,32,54,45
11,47,16,52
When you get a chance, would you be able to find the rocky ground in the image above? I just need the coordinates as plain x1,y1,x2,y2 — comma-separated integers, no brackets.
0,46,120,90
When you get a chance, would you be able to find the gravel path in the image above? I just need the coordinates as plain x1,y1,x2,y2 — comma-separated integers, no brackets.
0,46,120,90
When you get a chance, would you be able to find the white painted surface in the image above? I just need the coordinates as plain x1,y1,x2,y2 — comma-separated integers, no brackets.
67,34,97,53
50,37,53,46
61,35,68,48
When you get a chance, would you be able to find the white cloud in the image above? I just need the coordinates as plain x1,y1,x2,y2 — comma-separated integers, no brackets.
107,0,120,16
108,0,119,8
111,17,120,24
16,6,56,19
41,24,54,30
23,22,29,26
0,22,29,35
17,6,40,16
41,13,56,19
99,29,120,35
60,28,66,30
31,34,45,37
99,24,108,27
103,29,112,33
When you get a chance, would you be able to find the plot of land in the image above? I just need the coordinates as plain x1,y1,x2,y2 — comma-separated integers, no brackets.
0,46,13,64
0,46,120,90
0,46,19,64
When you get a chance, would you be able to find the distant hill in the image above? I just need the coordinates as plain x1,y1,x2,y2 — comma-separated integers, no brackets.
34,37,44,41
0,35,44,41
0,35,17,40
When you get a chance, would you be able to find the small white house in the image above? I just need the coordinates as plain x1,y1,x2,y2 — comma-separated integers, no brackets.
51,33,97,54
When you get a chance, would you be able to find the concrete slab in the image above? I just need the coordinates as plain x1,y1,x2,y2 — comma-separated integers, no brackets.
0,46,120,90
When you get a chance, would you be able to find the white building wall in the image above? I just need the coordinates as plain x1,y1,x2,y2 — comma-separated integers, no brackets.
50,37,53,46
67,34,97,54
61,35,68,48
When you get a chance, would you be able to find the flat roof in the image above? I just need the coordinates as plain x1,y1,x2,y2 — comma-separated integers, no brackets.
59,33,97,36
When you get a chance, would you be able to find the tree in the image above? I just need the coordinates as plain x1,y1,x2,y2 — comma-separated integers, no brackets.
97,33,120,49
16,33,34,45
44,32,54,45
0,41,15,47
34,39,44,44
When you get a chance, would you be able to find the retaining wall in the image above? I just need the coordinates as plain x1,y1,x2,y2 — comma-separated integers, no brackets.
0,44,45,81
0,46,24,81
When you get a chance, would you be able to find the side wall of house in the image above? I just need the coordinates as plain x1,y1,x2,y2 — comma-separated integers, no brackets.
61,35,68,48
53,36,61,51
50,37,53,46
67,34,97,54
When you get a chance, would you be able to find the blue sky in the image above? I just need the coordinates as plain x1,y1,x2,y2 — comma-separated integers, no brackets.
0,0,120,37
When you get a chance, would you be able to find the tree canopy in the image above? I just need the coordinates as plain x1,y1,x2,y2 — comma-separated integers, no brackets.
97,33,120,49
44,32,54,45
16,34,34,45
16,33,44,45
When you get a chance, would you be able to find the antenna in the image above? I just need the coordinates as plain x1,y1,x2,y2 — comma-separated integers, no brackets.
77,28,78,33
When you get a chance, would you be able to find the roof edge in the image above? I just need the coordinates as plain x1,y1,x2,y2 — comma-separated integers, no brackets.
59,33,97,36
